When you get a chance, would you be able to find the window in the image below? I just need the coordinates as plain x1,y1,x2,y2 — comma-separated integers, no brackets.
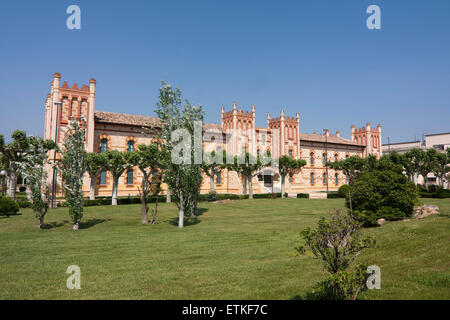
127,141,135,152
310,152,314,165
322,153,327,166
257,149,260,157
323,173,327,184
216,172,221,184
100,139,108,153
100,170,107,185
289,149,293,159
346,154,350,159
335,173,338,185
262,134,266,145
289,172,293,183
242,146,246,154
334,154,338,162
126,169,134,185
310,173,314,185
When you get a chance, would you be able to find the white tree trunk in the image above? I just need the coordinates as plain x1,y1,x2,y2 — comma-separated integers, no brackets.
281,174,285,198
178,191,184,228
112,177,118,205
7,169,17,199
248,175,253,199
210,173,215,192
166,189,171,203
242,175,247,195
89,174,96,200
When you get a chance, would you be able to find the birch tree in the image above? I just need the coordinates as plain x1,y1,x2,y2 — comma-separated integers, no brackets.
153,81,204,228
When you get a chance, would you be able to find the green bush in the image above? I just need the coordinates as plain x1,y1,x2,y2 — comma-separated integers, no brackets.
0,196,20,216
297,193,309,198
327,192,343,199
435,189,450,199
337,184,351,197
17,200,32,208
348,159,418,226
206,191,218,202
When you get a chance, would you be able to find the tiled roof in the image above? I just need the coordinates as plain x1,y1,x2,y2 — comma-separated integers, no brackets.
95,111,221,130
299,133,361,146
95,111,161,127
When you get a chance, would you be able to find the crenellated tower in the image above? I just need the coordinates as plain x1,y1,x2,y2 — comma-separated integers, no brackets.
267,109,300,159
44,73,96,152
351,122,382,158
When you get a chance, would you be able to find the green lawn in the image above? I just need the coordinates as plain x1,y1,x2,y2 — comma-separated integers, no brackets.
0,198,449,299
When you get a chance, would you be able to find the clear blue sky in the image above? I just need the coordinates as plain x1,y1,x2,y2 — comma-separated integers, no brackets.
1,0,449,143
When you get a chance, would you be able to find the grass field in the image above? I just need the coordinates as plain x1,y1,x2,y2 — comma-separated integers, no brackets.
0,198,449,299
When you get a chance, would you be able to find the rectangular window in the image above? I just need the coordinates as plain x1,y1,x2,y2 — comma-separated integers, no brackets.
126,170,134,185
216,172,221,184
100,170,107,185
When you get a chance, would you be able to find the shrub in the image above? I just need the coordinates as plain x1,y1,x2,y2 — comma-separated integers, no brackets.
297,209,375,300
297,193,309,198
337,184,351,197
17,200,32,208
206,191,218,202
0,196,20,216
327,192,343,199
19,186,26,192
348,159,418,226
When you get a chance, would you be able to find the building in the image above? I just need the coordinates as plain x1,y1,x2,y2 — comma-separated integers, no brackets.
44,73,382,198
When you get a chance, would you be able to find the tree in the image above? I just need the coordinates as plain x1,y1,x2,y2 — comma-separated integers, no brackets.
229,152,264,199
404,148,426,185
328,156,366,186
278,155,306,198
129,143,164,224
297,209,375,300
0,131,31,199
431,151,449,188
59,120,88,230
85,152,107,200
19,136,54,228
153,81,204,228
348,158,418,226
201,150,227,193
417,148,438,187
104,150,134,206
382,151,413,181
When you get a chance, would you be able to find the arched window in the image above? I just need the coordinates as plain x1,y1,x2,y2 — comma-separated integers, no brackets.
257,149,260,157
289,172,293,183
262,134,266,145
310,152,314,165
216,172,221,184
289,149,293,159
334,154,338,162
127,141,135,152
100,139,108,153
322,153,327,166
323,173,327,184
310,173,314,185
100,170,107,185
335,173,339,185
346,154,350,159
126,169,134,185
242,146,246,154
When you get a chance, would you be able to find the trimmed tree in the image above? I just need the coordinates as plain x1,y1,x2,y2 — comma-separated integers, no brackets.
201,150,227,193
404,148,426,185
328,156,367,186
278,155,306,198
86,152,107,200
104,150,134,206
129,143,164,224
59,120,88,230
230,152,264,199
432,151,449,187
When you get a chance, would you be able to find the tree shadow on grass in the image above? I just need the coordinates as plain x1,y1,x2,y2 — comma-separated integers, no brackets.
79,218,111,229
196,207,208,216
168,216,201,227
42,220,70,229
